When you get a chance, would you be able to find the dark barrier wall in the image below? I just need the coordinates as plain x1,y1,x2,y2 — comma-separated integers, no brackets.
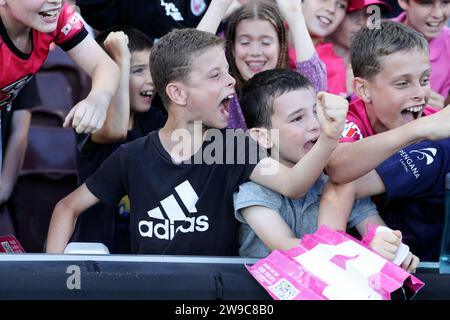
0,255,448,300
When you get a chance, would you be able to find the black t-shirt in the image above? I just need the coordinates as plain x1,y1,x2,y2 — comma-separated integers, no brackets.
76,107,167,184
76,0,211,41
85,129,266,255
72,107,166,252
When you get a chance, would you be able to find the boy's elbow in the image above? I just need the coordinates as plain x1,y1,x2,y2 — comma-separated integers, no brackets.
326,154,353,184
326,165,350,184
54,198,76,219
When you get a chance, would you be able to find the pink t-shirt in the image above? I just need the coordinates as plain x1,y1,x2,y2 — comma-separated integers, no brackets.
315,42,347,97
340,97,438,143
289,42,347,97
393,12,450,99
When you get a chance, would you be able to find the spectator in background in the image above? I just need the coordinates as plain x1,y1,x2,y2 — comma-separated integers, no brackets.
0,1,119,135
327,0,391,98
76,0,213,42
393,0,450,109
295,0,350,97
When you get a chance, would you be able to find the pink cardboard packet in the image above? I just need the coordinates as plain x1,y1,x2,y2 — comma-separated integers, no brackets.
0,235,25,253
246,226,424,300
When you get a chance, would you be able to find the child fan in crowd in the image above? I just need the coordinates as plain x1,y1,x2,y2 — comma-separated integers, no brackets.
198,0,327,130
233,68,418,272
326,21,450,184
72,26,167,253
321,21,450,260
0,0,119,133
45,28,348,255
327,0,392,97
296,0,350,97
76,0,213,42
393,0,450,108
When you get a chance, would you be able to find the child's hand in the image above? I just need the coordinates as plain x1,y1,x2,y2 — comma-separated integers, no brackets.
63,91,112,134
369,229,402,261
103,31,130,65
276,0,303,21
400,252,420,273
421,105,450,141
428,91,445,109
316,92,348,141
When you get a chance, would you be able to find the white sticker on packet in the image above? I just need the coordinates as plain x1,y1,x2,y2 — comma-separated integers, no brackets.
376,226,410,266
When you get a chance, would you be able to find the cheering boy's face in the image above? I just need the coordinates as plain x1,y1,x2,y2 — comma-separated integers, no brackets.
178,45,236,129
129,49,154,113
268,87,320,167
356,49,431,133
0,0,63,33
302,0,349,38
399,0,450,41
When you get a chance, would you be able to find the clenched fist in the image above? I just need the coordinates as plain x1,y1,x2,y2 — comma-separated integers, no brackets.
103,31,130,65
316,92,348,141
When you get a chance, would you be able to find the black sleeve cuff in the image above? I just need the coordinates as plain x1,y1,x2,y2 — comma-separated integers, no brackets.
60,27,89,51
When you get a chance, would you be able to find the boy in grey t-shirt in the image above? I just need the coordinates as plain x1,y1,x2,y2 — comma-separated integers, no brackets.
234,69,418,272
235,175,377,258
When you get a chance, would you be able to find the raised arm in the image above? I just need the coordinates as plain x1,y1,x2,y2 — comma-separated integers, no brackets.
276,0,327,92
0,110,31,205
65,35,120,133
276,0,315,62
318,181,355,231
46,184,100,254
251,92,348,198
91,31,131,144
196,0,236,33
327,105,450,184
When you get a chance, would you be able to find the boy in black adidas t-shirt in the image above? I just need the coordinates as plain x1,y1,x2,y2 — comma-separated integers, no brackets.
46,29,348,255
72,27,166,253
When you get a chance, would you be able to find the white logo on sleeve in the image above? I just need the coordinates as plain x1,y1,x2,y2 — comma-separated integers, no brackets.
398,147,437,179
61,12,82,36
138,180,209,240
341,121,363,141
410,148,437,165
161,0,184,21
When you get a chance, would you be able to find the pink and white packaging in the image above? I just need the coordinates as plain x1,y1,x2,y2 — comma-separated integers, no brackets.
246,225,424,300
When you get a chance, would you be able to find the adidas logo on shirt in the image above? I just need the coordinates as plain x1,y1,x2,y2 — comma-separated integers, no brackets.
138,180,209,240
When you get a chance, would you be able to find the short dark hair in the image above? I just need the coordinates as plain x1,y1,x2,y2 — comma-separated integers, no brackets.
149,28,224,109
240,69,313,129
95,25,153,53
351,20,428,80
